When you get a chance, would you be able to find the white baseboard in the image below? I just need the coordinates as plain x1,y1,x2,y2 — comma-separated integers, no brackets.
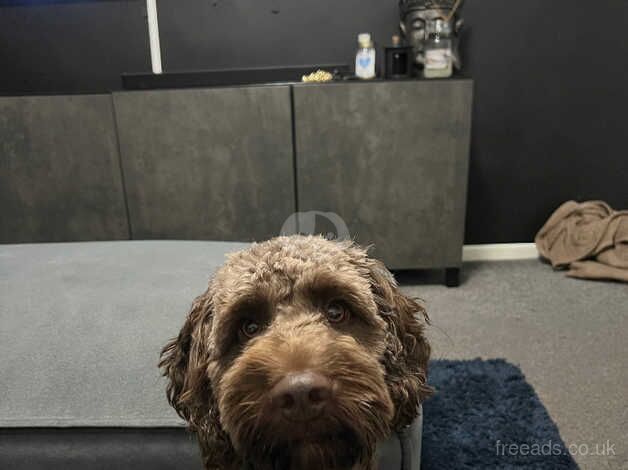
462,243,538,262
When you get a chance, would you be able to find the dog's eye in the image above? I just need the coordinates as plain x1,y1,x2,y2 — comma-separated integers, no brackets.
241,320,261,338
326,301,349,323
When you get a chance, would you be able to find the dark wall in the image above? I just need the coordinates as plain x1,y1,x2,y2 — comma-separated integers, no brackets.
1,0,627,243
0,0,150,94
461,1,628,243
158,0,397,71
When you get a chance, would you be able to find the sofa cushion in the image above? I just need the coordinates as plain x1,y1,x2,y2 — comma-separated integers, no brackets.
0,241,248,427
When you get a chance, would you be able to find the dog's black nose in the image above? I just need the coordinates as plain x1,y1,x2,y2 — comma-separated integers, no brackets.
270,371,332,421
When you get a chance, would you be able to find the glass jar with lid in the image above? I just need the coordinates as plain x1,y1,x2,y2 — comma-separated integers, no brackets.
423,19,453,78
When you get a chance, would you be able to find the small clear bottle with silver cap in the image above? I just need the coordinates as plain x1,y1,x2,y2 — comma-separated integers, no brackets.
355,33,376,79
423,19,453,78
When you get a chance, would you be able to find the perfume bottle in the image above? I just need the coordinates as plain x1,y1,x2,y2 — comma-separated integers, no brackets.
355,33,376,79
384,35,413,79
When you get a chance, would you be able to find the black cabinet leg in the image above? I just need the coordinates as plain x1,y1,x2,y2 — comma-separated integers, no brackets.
445,267,460,287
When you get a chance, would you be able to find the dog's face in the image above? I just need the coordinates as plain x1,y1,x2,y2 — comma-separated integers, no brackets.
160,236,431,470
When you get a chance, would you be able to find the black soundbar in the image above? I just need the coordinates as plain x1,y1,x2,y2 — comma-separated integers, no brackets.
122,65,351,90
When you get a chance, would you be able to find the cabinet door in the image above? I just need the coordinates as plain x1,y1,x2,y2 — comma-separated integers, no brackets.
293,80,472,269
0,95,128,243
113,86,294,241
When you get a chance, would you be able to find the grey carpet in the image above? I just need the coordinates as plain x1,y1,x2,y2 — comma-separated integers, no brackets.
422,359,577,469
400,260,627,469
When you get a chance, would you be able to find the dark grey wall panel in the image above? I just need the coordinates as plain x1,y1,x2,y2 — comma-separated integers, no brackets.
113,86,295,241
0,95,129,243
0,1,150,94
459,0,628,243
294,80,472,270
158,0,397,71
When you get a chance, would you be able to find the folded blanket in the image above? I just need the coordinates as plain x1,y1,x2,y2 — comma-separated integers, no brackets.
535,200,628,283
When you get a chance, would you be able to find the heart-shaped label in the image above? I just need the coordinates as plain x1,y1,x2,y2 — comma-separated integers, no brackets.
358,57,371,68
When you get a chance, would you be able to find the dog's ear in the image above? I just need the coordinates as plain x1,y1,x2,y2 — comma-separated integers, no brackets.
159,288,234,465
159,289,214,427
368,259,433,429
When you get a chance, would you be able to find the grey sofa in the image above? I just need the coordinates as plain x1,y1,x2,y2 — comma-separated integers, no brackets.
0,241,422,469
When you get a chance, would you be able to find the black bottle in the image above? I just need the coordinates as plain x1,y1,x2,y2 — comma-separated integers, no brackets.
384,35,413,79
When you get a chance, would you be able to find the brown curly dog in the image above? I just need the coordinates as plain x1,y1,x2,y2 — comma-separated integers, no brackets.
160,235,431,470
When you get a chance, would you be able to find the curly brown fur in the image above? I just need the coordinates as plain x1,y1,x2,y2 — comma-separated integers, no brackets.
160,235,432,470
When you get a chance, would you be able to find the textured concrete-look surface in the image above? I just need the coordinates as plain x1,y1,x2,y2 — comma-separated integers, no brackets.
113,86,295,241
402,261,628,470
294,80,472,270
0,95,129,242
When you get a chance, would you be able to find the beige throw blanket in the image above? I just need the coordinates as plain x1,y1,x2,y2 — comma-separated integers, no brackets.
535,200,628,283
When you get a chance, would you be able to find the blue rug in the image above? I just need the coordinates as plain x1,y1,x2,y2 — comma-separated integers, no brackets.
422,359,578,469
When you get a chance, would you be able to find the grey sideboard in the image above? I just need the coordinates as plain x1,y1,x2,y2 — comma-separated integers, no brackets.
112,86,294,241
0,94,128,242
294,80,473,280
0,79,472,283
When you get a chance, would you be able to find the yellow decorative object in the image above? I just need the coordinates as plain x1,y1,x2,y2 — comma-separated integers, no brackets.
301,70,334,83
